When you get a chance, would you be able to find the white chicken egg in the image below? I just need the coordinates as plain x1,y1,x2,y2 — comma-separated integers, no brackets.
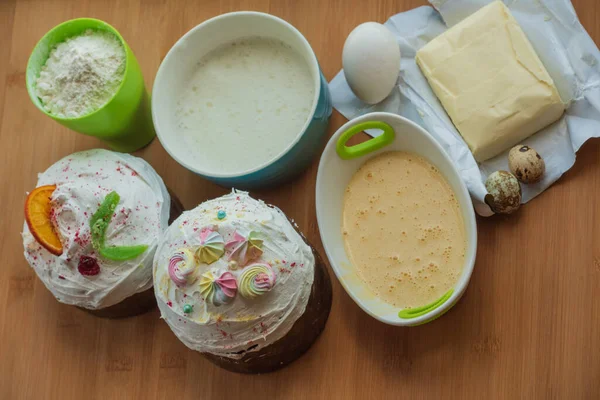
342,22,401,104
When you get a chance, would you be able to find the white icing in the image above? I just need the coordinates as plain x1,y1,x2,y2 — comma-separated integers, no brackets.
154,190,314,359
22,149,171,309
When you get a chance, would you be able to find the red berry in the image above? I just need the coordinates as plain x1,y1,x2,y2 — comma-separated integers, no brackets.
78,256,100,276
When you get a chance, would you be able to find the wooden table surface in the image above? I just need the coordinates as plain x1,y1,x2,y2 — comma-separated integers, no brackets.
1,0,600,399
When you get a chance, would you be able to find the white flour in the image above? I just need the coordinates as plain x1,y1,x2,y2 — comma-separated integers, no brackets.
35,29,126,118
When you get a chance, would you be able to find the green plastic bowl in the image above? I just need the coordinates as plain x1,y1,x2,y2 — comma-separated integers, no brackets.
26,18,155,152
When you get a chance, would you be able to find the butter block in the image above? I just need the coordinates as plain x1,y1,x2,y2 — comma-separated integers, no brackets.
416,1,565,162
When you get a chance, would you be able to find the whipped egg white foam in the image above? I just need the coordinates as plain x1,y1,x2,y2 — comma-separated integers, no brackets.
22,149,171,309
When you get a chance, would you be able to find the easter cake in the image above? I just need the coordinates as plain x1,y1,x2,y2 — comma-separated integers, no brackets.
153,191,332,373
22,149,184,318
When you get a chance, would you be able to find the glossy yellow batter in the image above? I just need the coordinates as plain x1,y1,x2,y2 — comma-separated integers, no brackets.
342,151,466,309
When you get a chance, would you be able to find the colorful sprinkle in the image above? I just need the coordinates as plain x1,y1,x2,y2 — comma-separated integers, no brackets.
217,210,226,220
183,304,193,314
228,260,239,270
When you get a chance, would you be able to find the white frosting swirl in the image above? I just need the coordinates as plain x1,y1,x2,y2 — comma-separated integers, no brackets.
153,190,314,359
22,149,171,309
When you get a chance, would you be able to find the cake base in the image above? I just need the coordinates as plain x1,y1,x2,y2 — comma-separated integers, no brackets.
202,243,333,374
167,189,185,225
79,190,185,319
80,286,157,318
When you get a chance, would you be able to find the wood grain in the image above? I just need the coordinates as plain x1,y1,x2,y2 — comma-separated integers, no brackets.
1,0,599,399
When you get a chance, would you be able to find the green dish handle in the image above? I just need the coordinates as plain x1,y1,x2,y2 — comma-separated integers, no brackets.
336,121,395,160
398,289,454,320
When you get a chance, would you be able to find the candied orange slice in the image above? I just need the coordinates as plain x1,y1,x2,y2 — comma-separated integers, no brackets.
24,185,63,256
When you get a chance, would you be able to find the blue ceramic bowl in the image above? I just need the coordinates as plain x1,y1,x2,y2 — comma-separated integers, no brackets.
152,12,332,189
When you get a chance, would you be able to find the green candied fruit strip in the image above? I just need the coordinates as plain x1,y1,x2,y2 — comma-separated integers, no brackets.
100,245,149,261
90,191,120,250
89,191,149,261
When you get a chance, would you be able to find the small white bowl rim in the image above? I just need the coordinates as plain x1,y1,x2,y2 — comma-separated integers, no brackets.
151,11,321,179
316,112,478,326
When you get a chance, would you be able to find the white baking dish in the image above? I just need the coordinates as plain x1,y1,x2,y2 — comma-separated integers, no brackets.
316,112,477,326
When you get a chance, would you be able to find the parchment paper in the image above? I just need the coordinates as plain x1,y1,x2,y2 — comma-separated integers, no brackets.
329,0,600,216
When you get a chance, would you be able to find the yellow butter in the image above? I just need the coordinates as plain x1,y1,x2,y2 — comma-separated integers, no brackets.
416,1,565,162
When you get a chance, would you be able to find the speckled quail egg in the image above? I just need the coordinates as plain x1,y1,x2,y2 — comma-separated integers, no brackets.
508,145,545,184
485,171,522,214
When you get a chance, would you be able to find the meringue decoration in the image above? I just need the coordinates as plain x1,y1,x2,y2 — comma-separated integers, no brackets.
216,272,238,298
226,231,263,267
168,248,197,287
238,263,276,299
199,271,238,306
195,229,225,264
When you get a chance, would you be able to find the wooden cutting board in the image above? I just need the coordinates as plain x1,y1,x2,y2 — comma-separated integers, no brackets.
1,0,599,398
